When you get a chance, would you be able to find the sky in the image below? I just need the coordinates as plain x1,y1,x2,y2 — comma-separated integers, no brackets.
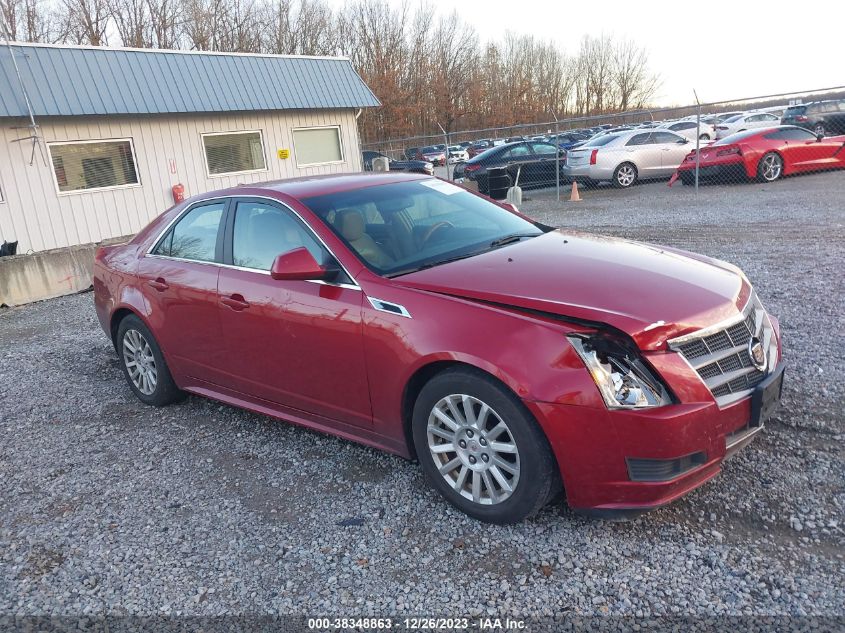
329,0,845,107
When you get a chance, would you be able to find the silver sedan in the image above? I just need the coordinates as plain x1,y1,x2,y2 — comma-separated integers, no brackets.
563,129,692,188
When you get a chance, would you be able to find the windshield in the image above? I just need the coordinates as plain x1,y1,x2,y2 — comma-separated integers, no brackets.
722,114,744,123
302,179,544,277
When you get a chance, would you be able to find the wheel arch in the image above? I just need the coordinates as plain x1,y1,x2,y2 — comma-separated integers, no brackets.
400,359,529,460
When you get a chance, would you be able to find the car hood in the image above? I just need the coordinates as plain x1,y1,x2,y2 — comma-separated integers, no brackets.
394,230,749,350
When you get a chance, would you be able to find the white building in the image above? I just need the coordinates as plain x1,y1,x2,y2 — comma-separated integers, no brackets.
0,43,380,256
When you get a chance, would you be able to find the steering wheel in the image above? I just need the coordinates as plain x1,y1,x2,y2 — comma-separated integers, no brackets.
420,221,455,246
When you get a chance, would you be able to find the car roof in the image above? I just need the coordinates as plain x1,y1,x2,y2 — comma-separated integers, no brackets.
229,172,431,200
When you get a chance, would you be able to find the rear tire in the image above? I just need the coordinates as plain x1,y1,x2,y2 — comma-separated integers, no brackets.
612,162,638,188
116,314,183,407
412,367,559,524
756,151,783,183
679,172,695,186
699,133,710,141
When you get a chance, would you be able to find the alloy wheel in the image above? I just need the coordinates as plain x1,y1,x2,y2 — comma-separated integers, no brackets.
616,164,636,187
122,329,158,395
760,153,783,182
426,394,520,505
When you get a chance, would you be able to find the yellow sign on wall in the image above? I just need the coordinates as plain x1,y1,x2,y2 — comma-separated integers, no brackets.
277,149,290,160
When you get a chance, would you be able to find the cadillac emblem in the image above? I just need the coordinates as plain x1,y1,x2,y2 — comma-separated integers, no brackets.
748,337,767,372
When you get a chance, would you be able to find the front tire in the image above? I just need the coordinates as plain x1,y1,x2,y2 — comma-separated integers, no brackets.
757,151,783,183
612,162,638,188
699,133,710,141
412,368,559,524
116,314,183,406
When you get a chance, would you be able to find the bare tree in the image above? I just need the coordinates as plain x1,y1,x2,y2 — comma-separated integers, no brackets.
109,0,151,47
55,0,111,45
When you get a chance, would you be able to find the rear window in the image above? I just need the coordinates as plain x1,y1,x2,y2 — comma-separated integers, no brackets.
713,129,763,145
784,105,807,116
421,146,438,153
583,134,620,147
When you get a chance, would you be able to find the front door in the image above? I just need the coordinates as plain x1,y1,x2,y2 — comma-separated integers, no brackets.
216,198,372,428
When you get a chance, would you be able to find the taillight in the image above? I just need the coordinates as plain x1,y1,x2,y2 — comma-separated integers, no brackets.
796,115,808,122
716,146,741,157
465,163,481,172
590,149,599,165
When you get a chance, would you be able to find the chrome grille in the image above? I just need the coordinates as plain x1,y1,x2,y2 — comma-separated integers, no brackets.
669,291,778,407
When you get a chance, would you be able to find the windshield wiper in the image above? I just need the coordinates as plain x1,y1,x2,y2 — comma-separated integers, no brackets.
386,251,486,278
489,233,540,248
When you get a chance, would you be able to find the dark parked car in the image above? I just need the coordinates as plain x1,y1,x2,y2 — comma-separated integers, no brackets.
454,141,565,193
781,100,845,137
362,151,433,176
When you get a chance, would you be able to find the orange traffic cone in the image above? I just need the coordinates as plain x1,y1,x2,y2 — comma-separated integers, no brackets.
569,181,581,202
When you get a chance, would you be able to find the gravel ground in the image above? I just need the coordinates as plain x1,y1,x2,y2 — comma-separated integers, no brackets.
0,171,843,622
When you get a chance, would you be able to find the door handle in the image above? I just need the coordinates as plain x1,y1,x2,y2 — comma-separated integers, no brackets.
221,294,250,311
148,278,169,292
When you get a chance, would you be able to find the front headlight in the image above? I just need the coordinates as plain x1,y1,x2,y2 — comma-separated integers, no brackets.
568,335,671,409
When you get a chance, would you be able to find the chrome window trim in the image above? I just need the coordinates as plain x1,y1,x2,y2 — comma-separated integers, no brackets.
367,297,412,318
144,195,361,290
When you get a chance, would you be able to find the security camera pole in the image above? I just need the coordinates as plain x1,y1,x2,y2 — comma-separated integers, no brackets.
437,122,450,181
550,110,560,202
694,89,701,194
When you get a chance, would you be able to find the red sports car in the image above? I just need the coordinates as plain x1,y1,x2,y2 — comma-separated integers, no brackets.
94,173,784,523
676,125,845,184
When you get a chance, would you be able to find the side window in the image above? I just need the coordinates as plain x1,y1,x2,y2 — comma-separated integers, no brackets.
626,133,653,146
782,128,816,141
153,201,225,262
530,142,558,155
502,144,531,159
232,201,326,271
652,132,684,144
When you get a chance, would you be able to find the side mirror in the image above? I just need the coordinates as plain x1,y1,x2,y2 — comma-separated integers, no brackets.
270,247,336,281
679,138,690,144
817,133,824,142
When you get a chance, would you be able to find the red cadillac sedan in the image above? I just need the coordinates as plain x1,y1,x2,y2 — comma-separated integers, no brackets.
676,125,845,184
94,173,784,523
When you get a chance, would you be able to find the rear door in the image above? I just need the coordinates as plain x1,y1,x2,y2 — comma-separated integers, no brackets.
528,142,562,186
500,143,534,184
625,133,663,177
139,199,229,384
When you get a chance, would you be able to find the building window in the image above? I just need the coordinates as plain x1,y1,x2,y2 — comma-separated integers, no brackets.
48,139,140,194
202,131,267,176
292,126,344,167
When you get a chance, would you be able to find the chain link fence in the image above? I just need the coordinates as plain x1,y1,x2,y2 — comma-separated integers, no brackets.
361,86,845,196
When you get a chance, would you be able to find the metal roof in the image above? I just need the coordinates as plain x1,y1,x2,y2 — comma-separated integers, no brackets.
0,42,380,118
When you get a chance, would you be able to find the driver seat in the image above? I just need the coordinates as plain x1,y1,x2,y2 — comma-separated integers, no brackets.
336,208,392,268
